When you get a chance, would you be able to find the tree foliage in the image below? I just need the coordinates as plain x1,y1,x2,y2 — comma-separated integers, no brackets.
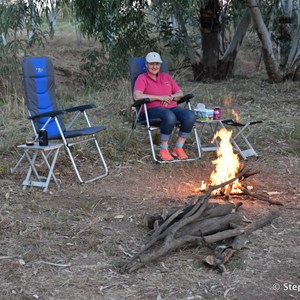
74,0,157,76
1,0,299,87
0,0,47,99
73,0,300,82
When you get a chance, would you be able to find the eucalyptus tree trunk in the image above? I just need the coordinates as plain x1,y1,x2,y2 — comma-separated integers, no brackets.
219,10,251,77
200,0,220,79
190,0,221,80
27,0,36,46
172,1,198,66
276,0,293,67
71,2,81,45
49,0,60,40
192,1,250,80
246,0,283,82
1,32,7,45
286,0,300,78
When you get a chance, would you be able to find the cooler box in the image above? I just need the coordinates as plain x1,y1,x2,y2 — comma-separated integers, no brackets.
194,108,214,120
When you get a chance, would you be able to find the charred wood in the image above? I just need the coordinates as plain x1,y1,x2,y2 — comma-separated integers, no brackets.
177,212,242,237
241,169,261,180
145,202,238,230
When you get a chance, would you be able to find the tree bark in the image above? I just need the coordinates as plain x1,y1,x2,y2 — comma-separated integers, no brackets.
286,3,300,79
231,210,280,250
287,24,300,68
246,0,283,82
193,3,251,80
277,0,293,67
193,0,221,80
219,10,251,77
177,212,242,237
49,1,60,40
173,1,198,66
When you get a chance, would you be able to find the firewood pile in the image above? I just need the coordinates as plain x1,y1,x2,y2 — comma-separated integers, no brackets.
120,167,281,274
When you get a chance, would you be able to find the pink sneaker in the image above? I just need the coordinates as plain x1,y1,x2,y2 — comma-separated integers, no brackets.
159,149,174,161
172,147,188,160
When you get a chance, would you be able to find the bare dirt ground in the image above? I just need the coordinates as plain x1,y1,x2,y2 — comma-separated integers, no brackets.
0,32,300,300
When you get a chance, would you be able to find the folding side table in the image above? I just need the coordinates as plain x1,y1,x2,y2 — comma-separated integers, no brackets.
195,119,226,153
222,119,263,160
17,142,63,192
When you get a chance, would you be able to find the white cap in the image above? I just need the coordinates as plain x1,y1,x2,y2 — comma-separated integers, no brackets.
145,52,163,63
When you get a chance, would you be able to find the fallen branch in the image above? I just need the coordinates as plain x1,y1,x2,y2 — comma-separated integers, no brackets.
231,210,281,250
0,256,16,260
39,261,72,267
243,188,284,205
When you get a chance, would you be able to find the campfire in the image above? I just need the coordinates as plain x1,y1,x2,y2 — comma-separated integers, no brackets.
199,127,243,195
120,129,283,274
198,127,282,204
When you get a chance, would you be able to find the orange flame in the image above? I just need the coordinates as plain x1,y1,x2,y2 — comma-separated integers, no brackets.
209,128,243,195
200,180,207,191
224,95,240,122
231,108,240,122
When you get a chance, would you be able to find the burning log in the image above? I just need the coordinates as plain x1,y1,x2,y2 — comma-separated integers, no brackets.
120,168,281,274
199,128,281,205
199,162,283,206
241,169,261,180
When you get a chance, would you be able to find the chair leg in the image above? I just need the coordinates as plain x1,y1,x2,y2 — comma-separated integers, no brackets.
124,123,136,151
65,137,109,183
11,153,26,174
192,125,202,159
148,128,160,163
89,138,109,183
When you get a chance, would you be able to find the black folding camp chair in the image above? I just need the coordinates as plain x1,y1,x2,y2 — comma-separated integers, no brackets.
126,57,201,163
12,57,108,183
222,119,263,160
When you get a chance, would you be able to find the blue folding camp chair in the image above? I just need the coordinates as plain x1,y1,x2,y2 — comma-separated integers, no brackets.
12,57,108,183
126,57,201,163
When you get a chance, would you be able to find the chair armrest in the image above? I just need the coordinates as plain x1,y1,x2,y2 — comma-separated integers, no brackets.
221,119,235,125
177,93,194,105
65,103,96,113
132,98,150,107
29,109,66,120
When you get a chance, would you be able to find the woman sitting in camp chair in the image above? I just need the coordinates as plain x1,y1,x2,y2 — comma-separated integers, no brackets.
133,52,196,161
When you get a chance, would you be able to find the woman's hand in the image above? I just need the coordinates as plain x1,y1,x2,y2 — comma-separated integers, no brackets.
159,95,173,106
